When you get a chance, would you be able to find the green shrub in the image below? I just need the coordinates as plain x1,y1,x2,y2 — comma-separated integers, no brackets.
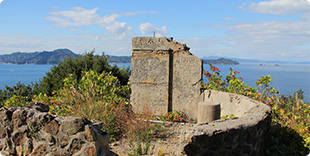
0,82,37,107
272,90,310,149
266,124,309,156
34,70,130,140
37,51,130,96
203,64,310,155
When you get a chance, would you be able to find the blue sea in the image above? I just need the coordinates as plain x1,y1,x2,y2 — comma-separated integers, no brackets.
1,63,309,101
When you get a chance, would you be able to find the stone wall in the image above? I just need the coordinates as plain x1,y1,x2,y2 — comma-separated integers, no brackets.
0,103,110,156
130,37,202,118
179,90,271,156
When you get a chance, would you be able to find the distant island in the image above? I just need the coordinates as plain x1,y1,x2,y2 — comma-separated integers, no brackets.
0,49,78,64
0,49,239,65
0,49,129,65
202,58,239,65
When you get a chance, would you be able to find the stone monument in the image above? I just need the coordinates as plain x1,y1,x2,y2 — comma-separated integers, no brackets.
130,37,202,119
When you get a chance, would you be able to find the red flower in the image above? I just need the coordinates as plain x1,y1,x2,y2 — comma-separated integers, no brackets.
216,80,220,84
210,66,220,72
167,117,170,120
235,71,240,74
240,77,244,80
204,71,212,77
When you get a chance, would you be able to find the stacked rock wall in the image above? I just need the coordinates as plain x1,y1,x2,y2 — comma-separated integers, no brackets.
0,106,110,156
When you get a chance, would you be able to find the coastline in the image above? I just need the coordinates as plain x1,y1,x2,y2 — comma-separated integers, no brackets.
0,63,309,101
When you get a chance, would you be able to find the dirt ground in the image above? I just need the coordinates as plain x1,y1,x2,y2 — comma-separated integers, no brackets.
109,122,193,156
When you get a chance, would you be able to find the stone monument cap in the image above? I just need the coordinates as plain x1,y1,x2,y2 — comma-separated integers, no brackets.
132,37,190,54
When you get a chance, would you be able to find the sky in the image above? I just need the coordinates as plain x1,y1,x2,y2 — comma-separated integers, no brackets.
0,0,309,62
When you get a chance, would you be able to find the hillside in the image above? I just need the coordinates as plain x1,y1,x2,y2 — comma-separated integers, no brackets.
202,58,239,65
0,49,78,64
106,55,131,63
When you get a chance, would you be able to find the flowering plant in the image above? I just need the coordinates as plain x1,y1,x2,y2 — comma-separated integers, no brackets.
162,111,186,122
203,64,309,152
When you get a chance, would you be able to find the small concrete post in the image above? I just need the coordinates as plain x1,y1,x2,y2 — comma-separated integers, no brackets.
197,102,221,124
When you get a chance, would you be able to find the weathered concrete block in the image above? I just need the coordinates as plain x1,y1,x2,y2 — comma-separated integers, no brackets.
172,51,202,119
130,53,170,115
130,84,169,115
130,37,202,118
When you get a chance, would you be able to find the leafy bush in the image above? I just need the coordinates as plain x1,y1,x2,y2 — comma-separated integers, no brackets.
203,64,278,104
0,82,37,107
266,123,309,156
203,64,310,155
34,70,130,140
37,51,130,96
272,90,310,149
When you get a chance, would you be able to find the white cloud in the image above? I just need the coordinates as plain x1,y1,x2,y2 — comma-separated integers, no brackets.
186,17,310,62
225,20,309,59
46,7,132,37
221,17,237,21
244,0,310,15
0,0,3,4
228,0,310,61
139,23,168,37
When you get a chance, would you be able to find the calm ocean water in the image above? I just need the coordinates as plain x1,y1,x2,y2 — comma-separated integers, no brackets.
1,63,309,101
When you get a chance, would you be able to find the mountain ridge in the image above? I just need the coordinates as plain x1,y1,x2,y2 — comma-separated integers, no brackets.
0,49,78,64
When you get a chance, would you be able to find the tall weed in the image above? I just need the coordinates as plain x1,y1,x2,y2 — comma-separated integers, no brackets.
126,105,156,156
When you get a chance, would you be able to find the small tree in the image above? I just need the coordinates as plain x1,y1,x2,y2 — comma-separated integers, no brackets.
37,51,130,96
